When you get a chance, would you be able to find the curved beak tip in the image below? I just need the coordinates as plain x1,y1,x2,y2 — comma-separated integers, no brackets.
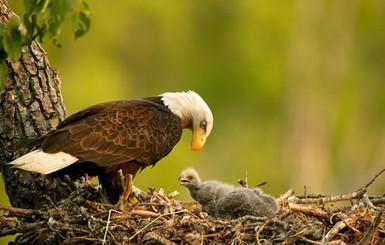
190,139,205,151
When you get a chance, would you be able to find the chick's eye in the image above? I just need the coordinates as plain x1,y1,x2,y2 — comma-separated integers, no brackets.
188,176,193,180
200,121,207,130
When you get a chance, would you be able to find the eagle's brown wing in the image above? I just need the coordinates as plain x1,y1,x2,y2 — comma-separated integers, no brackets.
41,99,183,169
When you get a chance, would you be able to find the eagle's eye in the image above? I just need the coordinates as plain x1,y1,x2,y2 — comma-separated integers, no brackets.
200,121,207,130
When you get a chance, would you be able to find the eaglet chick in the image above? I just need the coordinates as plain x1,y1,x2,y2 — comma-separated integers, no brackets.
178,168,234,215
179,168,279,218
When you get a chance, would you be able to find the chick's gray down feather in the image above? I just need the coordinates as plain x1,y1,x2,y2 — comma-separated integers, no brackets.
216,187,279,219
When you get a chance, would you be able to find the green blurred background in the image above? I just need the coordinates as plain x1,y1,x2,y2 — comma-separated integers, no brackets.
2,0,385,211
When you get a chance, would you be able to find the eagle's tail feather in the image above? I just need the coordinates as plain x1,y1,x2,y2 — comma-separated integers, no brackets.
8,149,78,174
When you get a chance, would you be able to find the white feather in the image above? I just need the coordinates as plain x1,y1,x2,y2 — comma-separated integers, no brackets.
8,149,78,174
160,91,214,134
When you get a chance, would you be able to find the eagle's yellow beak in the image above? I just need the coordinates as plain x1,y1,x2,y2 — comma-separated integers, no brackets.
190,124,206,151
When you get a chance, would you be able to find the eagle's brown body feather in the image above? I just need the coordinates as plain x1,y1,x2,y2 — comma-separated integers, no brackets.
42,98,182,201
43,98,182,167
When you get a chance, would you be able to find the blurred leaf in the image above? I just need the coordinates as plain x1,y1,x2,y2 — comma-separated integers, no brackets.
45,0,72,37
0,23,4,35
0,24,8,61
2,33,22,61
0,49,6,63
72,11,90,39
0,60,7,91
24,0,48,15
3,16,23,61
23,0,48,43
6,16,20,30
23,14,36,43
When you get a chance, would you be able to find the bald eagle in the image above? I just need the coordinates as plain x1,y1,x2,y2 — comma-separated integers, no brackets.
8,91,213,202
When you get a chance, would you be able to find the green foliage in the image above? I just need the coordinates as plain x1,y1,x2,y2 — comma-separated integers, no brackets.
0,0,91,86
72,2,91,39
2,16,23,60
23,0,48,42
23,0,91,42
45,0,72,37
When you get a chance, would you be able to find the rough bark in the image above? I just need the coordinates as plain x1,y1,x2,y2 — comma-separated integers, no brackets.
0,0,72,209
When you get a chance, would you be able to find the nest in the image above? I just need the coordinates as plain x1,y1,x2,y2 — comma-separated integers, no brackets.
1,174,385,244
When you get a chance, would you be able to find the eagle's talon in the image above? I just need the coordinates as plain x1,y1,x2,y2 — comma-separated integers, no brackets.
115,172,136,210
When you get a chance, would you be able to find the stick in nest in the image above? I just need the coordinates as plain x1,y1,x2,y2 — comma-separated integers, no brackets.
238,171,248,188
358,209,383,245
288,188,367,205
128,210,187,241
276,189,295,206
102,209,119,245
238,171,267,189
288,203,331,219
143,232,178,245
324,213,359,242
288,168,385,206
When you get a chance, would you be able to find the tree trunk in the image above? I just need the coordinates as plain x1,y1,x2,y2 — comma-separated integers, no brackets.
0,0,72,209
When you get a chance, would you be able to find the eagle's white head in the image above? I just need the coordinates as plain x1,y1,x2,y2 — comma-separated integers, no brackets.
161,91,213,150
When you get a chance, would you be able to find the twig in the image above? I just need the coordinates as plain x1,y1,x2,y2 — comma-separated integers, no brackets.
131,209,161,218
288,188,366,205
369,197,385,205
362,168,385,190
255,217,272,245
102,209,121,245
0,219,46,236
237,215,267,223
276,188,295,205
324,213,358,242
289,169,385,207
143,232,178,245
324,241,348,245
60,175,78,191
0,204,52,219
238,171,248,188
299,236,321,245
288,203,331,219
84,200,113,212
244,171,248,188
358,209,383,245
62,236,101,244
129,210,186,241
362,193,379,210
255,181,267,188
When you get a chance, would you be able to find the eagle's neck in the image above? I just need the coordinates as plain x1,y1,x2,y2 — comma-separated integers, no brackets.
160,92,196,128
